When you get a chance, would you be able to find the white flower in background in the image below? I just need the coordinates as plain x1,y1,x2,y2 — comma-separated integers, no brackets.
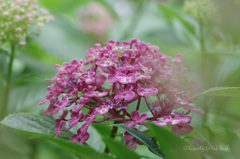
0,0,54,45
184,0,218,21
78,2,114,36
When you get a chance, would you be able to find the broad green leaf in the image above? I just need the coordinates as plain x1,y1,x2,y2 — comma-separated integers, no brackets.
44,136,113,159
114,124,165,158
0,127,32,159
86,126,106,153
39,0,89,13
20,42,64,65
1,113,113,159
18,54,54,73
92,122,111,138
103,138,140,159
0,113,72,138
195,87,240,97
150,124,201,159
0,48,9,56
9,83,48,112
159,5,196,35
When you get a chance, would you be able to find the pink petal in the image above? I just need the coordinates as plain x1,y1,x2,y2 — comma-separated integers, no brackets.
124,90,135,101
96,74,106,86
97,91,108,97
80,132,90,143
130,111,140,121
114,94,122,101
123,131,134,140
125,85,133,91
136,113,147,123
39,99,47,105
172,125,183,136
70,134,79,142
80,123,89,133
155,120,167,126
182,125,193,133
173,54,184,64
95,105,109,115
178,116,191,124
191,108,205,115
171,118,182,125
137,86,158,97
72,104,83,112
126,140,137,150
116,73,137,84
125,121,136,127
69,111,83,128
182,103,205,115
61,110,68,118
108,74,117,83
163,116,173,125
55,121,66,138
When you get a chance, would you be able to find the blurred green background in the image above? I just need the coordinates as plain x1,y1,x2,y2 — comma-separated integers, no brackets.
0,0,240,158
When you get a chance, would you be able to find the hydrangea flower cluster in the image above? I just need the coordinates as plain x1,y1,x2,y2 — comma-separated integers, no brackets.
0,0,53,45
40,39,204,150
184,0,218,22
78,2,114,36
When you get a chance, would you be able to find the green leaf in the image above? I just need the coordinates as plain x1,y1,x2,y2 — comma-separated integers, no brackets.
114,124,165,158
0,113,72,138
92,122,111,138
39,0,89,13
195,87,240,97
103,138,140,159
1,113,113,159
0,48,9,56
9,83,48,112
150,124,201,159
159,5,196,35
44,136,113,159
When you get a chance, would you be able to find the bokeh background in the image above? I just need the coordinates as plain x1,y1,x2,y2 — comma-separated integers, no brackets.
0,0,240,158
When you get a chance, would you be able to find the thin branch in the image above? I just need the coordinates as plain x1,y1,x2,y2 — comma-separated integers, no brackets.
136,97,141,110
1,42,15,119
143,97,154,115
104,120,122,153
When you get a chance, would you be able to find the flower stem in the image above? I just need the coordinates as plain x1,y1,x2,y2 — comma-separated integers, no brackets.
136,97,141,110
199,20,209,124
143,97,154,115
199,20,206,54
104,120,121,153
1,42,15,119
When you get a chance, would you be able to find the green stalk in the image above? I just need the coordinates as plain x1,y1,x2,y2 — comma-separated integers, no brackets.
104,120,121,153
199,20,206,53
1,42,15,119
199,20,210,124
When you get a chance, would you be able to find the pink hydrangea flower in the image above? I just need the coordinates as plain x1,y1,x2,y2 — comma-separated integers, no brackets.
78,2,114,36
114,85,135,101
40,39,204,150
125,110,148,127
137,85,158,97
